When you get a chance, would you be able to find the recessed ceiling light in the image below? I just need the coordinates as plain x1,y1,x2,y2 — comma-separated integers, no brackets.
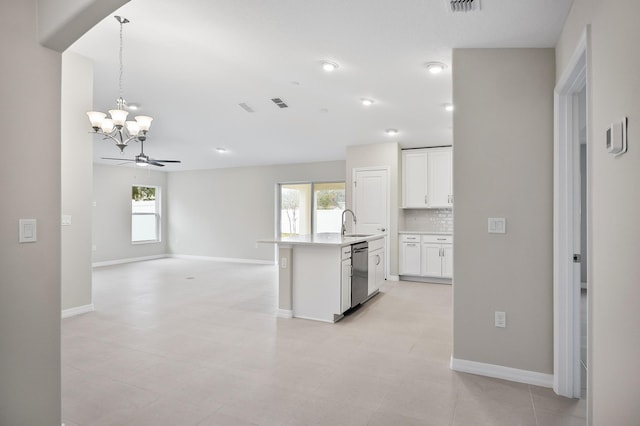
321,60,339,72
445,103,454,112
361,98,375,106
386,128,398,136
215,147,227,153
425,62,447,74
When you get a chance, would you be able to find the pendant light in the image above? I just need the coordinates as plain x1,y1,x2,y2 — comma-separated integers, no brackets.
86,16,153,152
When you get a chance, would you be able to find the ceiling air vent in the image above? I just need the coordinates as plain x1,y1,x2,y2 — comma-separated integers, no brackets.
271,98,289,108
238,102,255,113
450,0,480,12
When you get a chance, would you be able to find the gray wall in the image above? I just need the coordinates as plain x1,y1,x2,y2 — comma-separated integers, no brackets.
167,161,346,261
0,1,124,424
61,50,94,310
93,164,169,263
452,49,555,374
0,3,62,423
346,142,400,276
557,0,640,423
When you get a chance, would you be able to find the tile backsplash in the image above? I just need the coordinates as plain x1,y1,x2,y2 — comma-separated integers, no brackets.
400,209,453,233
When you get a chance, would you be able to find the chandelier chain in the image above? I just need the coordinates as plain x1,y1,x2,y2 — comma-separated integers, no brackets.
119,19,124,100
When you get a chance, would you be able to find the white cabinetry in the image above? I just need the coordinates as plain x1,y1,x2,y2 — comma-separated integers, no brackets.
368,238,385,295
402,147,452,208
341,246,352,313
421,243,443,277
399,234,421,275
399,234,453,279
402,151,429,207
421,235,453,278
427,149,453,208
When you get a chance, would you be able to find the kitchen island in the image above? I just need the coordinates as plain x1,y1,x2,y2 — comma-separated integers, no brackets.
258,233,386,323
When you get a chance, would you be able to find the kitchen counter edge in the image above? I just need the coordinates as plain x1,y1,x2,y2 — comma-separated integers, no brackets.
257,233,385,247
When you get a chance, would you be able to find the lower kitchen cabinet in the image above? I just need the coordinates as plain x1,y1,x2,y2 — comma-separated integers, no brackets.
399,234,421,275
442,244,453,278
421,243,443,277
341,247,352,313
399,234,452,279
368,238,386,295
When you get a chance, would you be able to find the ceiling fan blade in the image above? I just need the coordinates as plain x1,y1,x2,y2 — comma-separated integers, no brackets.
151,159,182,163
147,161,166,167
101,157,135,162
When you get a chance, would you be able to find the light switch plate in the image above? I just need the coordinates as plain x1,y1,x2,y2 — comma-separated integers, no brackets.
495,311,506,328
19,219,37,243
488,218,506,234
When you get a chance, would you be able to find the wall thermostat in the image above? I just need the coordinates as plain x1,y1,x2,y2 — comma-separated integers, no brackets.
606,117,627,156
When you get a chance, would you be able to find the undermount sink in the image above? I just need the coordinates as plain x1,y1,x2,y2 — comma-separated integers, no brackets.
343,234,372,238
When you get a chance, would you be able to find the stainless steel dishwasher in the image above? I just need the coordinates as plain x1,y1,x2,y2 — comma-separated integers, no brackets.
351,242,369,308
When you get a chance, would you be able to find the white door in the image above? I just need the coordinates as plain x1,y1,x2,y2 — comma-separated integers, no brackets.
421,243,442,277
428,149,452,208
353,168,389,235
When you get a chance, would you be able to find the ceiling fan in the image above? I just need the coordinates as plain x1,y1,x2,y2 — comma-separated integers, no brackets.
101,140,181,167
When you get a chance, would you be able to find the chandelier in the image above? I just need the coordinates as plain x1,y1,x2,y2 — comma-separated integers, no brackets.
86,16,153,152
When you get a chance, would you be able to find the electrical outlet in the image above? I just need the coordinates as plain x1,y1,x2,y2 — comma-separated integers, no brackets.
280,257,288,269
495,311,506,328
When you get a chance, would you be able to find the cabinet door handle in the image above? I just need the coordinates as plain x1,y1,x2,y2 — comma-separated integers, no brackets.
375,254,380,265
437,238,446,241
424,195,428,204
439,248,443,256
350,265,353,277
407,243,417,247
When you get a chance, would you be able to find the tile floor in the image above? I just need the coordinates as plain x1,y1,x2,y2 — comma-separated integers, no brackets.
62,258,586,425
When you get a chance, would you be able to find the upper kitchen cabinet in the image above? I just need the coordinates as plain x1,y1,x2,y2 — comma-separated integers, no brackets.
402,147,452,208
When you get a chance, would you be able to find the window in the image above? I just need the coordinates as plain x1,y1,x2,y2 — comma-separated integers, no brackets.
131,185,160,243
279,182,345,237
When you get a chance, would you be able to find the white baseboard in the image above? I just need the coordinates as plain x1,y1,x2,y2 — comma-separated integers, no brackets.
170,254,275,265
61,303,95,319
387,274,400,281
450,357,553,388
399,275,452,284
277,309,293,319
92,254,168,268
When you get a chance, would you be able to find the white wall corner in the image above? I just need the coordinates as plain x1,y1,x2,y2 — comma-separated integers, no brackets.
277,309,293,319
450,357,554,388
61,303,95,319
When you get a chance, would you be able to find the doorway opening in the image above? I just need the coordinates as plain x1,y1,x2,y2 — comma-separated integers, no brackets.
553,27,589,404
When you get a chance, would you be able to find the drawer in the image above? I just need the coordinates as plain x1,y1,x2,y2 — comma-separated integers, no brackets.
422,235,452,244
368,238,385,252
400,234,421,243
341,246,352,260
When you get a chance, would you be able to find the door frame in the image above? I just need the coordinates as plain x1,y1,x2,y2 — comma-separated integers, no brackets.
553,27,589,399
352,166,391,278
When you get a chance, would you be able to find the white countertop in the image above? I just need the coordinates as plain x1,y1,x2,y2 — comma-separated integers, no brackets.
398,231,452,235
258,232,385,247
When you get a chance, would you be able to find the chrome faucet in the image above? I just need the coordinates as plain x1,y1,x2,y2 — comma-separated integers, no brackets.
341,209,357,236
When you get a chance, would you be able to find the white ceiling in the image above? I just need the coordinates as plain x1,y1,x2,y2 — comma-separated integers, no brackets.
69,0,573,171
